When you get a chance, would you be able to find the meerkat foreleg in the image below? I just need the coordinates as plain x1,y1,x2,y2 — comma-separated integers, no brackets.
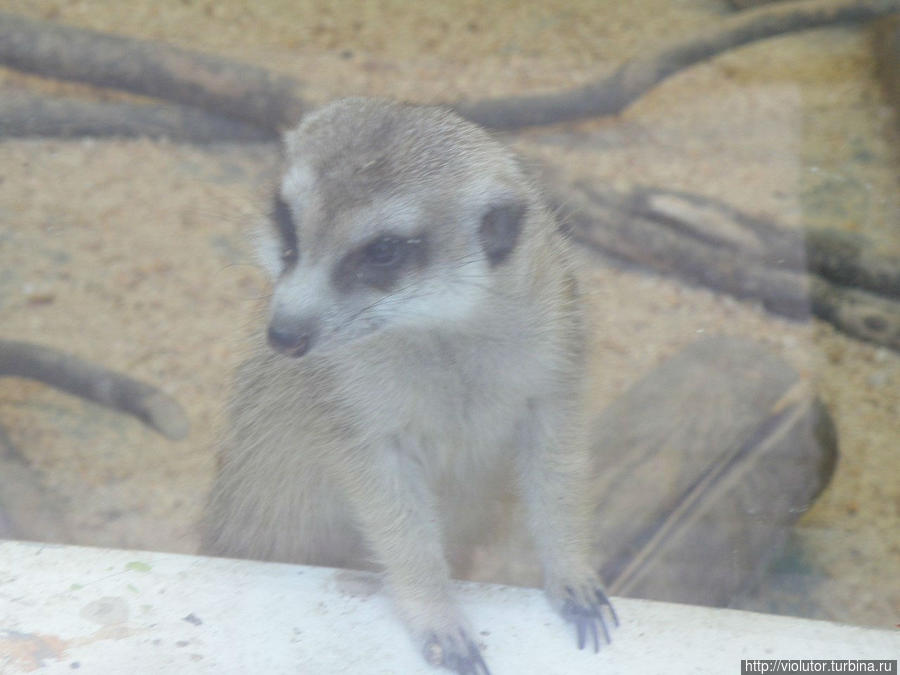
515,398,618,653
336,442,490,675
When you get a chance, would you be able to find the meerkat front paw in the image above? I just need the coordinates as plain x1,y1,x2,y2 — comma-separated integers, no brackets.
546,573,618,653
422,627,491,675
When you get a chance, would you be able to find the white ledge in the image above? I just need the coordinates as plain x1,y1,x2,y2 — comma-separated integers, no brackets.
0,540,897,674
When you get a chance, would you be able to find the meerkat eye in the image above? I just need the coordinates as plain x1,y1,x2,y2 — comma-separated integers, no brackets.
363,236,406,267
272,194,299,267
281,247,297,264
334,233,426,292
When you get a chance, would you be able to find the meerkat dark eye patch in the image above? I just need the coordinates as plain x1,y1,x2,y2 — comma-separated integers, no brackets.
333,233,428,292
271,194,299,268
479,201,526,267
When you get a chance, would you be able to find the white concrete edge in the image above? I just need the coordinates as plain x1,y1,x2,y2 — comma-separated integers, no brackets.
0,540,897,674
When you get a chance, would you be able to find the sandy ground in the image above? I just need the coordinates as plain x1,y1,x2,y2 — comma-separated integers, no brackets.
0,1,898,629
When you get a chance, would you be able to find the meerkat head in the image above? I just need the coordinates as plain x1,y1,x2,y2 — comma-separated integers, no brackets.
257,97,536,358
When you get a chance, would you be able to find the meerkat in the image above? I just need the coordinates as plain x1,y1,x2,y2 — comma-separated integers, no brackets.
202,97,617,674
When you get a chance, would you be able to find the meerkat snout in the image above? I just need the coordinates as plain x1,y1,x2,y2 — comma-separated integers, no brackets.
266,317,316,358
205,97,616,674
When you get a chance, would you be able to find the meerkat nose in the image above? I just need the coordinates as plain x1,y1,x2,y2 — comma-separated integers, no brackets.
267,319,317,358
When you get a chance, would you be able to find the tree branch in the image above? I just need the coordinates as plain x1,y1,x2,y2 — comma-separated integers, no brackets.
457,0,900,128
551,180,900,351
0,339,190,440
0,10,305,131
0,89,275,142
3,0,898,133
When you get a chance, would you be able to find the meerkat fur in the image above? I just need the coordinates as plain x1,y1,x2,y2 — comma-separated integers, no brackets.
203,97,616,673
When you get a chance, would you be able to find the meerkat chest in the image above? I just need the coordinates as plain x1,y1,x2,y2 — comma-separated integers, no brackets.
336,330,565,457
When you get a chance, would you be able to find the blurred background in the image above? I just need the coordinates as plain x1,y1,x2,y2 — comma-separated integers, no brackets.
0,0,897,632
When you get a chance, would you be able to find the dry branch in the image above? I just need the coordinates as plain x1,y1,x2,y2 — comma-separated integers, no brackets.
0,339,190,440
0,90,275,142
3,0,899,133
629,186,900,300
0,10,305,131
456,0,900,128
805,227,900,299
809,279,900,350
552,181,900,352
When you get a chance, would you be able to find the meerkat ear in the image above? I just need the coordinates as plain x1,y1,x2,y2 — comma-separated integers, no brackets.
479,201,526,267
